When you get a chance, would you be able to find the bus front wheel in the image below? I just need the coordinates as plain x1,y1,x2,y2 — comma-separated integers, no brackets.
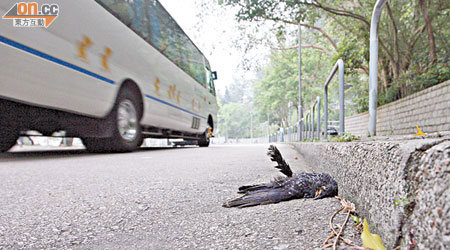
83,88,142,153
197,128,211,147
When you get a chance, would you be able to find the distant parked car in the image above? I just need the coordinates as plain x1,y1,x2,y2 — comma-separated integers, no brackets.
328,127,338,135
322,127,338,136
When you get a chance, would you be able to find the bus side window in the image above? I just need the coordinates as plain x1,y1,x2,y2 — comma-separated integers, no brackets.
97,0,208,87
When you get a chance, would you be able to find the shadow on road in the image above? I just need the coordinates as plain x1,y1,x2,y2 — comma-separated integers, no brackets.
0,146,196,163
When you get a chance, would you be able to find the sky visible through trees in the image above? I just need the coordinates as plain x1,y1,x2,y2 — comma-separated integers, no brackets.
161,0,449,139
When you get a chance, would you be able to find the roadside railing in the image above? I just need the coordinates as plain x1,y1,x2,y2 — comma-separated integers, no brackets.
267,1,388,141
298,58,345,142
311,96,321,139
300,96,321,140
212,137,270,144
304,111,310,140
324,59,345,139
269,125,299,143
269,59,345,143
368,0,387,136
295,97,321,141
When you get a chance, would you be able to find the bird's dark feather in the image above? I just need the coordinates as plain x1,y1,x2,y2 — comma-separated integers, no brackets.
223,145,338,208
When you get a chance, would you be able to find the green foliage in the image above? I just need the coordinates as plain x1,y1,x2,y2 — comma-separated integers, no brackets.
335,35,369,75
394,194,416,216
222,80,250,105
216,79,267,139
379,59,450,106
222,0,449,118
394,195,409,209
217,102,250,138
211,0,449,138
254,49,300,127
346,74,369,114
329,133,360,142
351,215,360,225
253,44,333,127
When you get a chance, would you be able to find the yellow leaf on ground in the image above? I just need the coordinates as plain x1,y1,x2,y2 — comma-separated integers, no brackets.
361,218,387,250
413,125,427,136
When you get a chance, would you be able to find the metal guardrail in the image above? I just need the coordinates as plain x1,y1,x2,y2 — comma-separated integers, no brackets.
305,111,310,139
324,59,345,139
368,0,387,136
297,96,321,141
270,58,345,143
298,120,303,141
311,96,321,139
269,1,387,141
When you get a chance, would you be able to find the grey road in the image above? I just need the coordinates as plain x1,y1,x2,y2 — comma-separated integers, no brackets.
0,144,355,249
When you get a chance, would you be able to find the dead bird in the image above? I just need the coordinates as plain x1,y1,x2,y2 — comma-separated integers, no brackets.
223,145,338,208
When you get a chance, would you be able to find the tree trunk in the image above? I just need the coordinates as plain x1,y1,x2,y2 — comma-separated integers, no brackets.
386,3,401,80
419,0,437,63
381,66,389,92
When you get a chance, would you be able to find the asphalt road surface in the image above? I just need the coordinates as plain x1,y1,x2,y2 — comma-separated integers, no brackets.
0,144,356,249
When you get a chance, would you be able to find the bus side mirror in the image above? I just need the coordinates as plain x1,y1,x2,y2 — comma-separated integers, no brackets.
212,71,218,80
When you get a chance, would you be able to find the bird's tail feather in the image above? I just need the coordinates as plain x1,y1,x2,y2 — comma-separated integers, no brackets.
223,187,292,208
267,145,293,177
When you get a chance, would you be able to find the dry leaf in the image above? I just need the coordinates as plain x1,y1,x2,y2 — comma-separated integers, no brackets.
361,218,387,250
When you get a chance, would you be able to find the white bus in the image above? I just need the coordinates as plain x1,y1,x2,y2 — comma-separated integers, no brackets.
0,0,218,152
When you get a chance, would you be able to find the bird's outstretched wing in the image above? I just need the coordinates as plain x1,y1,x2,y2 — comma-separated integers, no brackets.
267,145,293,177
237,178,284,194
223,185,294,208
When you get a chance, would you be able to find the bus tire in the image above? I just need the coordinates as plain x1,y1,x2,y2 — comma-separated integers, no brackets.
197,129,210,147
0,129,19,152
84,88,142,153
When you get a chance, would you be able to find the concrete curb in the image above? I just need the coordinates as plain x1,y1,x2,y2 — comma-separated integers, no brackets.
290,137,449,249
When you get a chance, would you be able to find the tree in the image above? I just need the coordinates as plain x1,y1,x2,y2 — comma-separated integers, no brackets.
217,103,250,139
254,44,335,127
223,0,449,111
